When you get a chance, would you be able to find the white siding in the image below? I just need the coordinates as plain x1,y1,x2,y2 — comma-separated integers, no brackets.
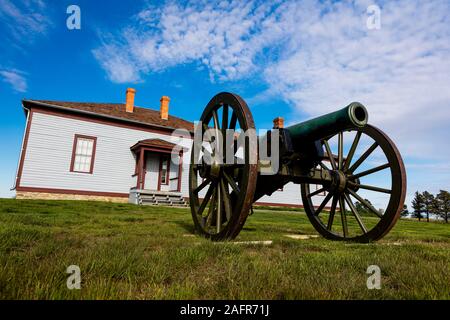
21,112,193,196
144,154,159,191
255,182,325,207
256,182,303,206
159,160,170,192
168,157,180,192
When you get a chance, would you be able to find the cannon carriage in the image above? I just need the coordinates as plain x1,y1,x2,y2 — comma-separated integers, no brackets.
189,92,406,242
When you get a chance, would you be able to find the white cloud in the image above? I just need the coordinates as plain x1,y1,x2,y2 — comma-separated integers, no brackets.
93,39,142,83
263,0,450,161
0,69,28,92
93,0,450,163
93,1,284,83
0,0,52,44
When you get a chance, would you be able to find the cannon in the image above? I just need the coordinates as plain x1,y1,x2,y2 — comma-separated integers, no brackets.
189,92,406,242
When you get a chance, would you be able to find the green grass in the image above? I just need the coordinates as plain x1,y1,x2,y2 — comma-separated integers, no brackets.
0,199,449,300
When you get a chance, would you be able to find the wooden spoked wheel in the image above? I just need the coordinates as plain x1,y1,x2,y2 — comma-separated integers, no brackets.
301,125,406,242
189,92,258,241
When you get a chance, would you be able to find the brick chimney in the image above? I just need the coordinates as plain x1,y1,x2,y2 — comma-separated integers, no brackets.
273,117,284,129
125,88,136,113
160,96,170,120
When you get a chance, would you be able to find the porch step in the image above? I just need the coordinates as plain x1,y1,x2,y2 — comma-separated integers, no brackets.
132,190,187,207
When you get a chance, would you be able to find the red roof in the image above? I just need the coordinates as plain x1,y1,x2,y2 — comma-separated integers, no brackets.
131,138,177,151
23,100,194,132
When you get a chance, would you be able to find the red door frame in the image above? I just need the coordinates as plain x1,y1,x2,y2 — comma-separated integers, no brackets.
157,154,170,191
134,146,184,191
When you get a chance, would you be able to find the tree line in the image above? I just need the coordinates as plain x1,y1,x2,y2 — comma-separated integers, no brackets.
402,190,449,223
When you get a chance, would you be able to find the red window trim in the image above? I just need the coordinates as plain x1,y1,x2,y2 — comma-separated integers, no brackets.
177,150,183,192
158,154,170,186
70,134,97,174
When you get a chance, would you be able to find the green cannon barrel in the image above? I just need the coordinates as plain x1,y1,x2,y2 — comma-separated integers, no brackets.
286,102,368,148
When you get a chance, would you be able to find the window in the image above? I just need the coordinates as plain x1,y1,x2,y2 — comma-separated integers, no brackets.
159,155,170,185
70,135,97,174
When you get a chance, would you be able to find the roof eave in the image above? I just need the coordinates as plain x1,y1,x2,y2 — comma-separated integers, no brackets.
23,99,194,135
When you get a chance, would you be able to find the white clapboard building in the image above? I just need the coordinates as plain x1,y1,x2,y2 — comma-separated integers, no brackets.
13,89,321,207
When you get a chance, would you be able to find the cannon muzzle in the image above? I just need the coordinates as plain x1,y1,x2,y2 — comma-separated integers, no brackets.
286,102,368,148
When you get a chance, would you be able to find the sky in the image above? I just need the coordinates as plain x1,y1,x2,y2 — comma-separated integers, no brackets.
0,0,449,209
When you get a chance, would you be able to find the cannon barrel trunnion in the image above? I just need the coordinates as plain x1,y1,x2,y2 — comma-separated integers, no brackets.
189,92,406,242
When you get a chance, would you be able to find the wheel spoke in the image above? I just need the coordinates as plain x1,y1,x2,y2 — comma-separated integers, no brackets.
323,139,337,170
344,193,368,234
222,104,228,130
347,189,383,218
229,110,237,130
308,187,326,198
223,171,240,194
315,192,333,215
220,178,232,221
222,104,228,161
343,131,362,171
338,132,343,170
339,196,348,237
202,122,212,141
319,162,330,171
348,142,378,173
194,177,211,194
205,187,217,228
349,182,391,194
348,163,390,180
212,110,221,160
198,182,216,217
216,181,222,233
327,195,338,230
212,109,220,130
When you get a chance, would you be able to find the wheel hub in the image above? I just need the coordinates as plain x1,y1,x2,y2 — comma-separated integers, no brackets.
328,170,347,194
210,162,221,179
336,170,347,193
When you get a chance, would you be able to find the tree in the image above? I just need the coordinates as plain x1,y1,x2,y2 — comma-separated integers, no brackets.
354,198,373,215
411,191,424,221
435,190,450,223
401,204,409,217
422,191,434,222
430,197,440,221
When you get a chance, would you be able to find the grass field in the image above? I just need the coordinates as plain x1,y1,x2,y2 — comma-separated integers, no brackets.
0,199,448,300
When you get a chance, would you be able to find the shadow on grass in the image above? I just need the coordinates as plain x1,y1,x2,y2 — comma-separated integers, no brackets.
174,221,197,235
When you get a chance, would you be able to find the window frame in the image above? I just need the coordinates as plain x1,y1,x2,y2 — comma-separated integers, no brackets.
70,134,97,174
159,155,171,186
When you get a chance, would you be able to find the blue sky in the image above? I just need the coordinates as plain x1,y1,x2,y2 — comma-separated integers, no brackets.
0,0,449,208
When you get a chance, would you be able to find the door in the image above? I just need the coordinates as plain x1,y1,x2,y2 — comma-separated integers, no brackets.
158,155,170,192
144,153,159,190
